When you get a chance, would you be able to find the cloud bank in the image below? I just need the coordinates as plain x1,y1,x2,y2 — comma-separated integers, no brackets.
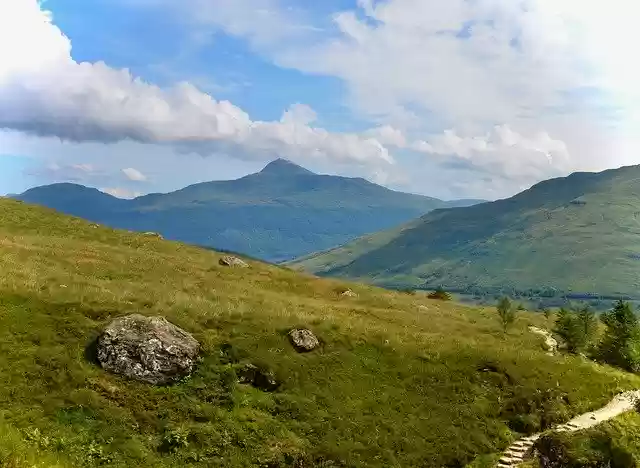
0,1,394,174
165,0,640,189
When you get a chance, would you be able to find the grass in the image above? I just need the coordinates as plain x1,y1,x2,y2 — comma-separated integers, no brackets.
0,198,639,467
535,412,640,466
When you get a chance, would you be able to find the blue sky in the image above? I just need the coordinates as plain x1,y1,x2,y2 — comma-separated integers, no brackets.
1,0,639,199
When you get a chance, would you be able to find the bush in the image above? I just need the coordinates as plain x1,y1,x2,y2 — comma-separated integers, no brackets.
502,387,570,434
428,287,452,301
554,305,598,354
598,301,640,372
160,427,190,453
535,431,636,468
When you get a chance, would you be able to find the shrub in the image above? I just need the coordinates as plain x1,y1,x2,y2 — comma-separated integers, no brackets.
160,427,190,453
598,301,640,372
554,305,598,354
497,297,516,333
428,287,452,301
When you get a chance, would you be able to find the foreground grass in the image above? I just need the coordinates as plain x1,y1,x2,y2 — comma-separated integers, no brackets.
0,198,639,467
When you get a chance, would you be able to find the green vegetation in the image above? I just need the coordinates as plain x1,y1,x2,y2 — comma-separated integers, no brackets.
16,159,481,263
291,164,640,298
427,286,452,301
598,301,640,372
1,198,640,467
554,305,599,354
535,412,640,467
497,297,516,334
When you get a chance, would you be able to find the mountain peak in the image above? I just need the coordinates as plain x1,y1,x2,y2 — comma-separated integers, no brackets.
259,159,314,176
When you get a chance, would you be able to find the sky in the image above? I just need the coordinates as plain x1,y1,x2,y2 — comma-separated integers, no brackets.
2,0,640,200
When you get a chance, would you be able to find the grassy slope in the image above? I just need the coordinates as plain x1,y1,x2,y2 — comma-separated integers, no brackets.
1,198,639,467
291,165,640,296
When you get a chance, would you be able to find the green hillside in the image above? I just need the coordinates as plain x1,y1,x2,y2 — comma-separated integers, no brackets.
16,159,482,263
291,164,640,298
1,198,639,468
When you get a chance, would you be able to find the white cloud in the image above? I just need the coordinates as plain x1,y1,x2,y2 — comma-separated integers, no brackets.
166,0,640,192
0,0,394,175
100,187,143,199
122,167,147,182
413,125,572,181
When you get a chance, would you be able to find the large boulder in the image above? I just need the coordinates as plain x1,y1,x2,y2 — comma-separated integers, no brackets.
288,328,319,352
96,314,200,385
219,256,249,268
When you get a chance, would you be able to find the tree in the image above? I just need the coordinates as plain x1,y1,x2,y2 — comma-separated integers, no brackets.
598,300,640,372
553,305,598,354
497,297,516,333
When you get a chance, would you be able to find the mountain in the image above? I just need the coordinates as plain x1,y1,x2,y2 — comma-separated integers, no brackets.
15,159,483,262
1,196,637,467
290,164,640,297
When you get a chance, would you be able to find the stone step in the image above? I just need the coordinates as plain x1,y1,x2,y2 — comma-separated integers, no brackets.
504,447,531,455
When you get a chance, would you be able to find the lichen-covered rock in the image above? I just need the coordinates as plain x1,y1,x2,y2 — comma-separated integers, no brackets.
289,328,320,352
219,256,249,268
237,364,280,392
288,329,319,352
96,314,200,385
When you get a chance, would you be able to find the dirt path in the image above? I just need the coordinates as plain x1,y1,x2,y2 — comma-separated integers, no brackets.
496,390,640,467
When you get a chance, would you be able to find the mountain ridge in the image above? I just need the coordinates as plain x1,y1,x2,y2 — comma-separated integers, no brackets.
290,164,640,297
16,159,484,262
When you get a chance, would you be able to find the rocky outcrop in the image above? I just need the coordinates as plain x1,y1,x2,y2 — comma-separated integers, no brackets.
143,232,164,239
237,364,280,392
219,256,249,268
288,329,319,352
96,314,200,385
340,289,358,298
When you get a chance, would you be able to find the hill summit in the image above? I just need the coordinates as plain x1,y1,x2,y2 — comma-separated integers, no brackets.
16,159,482,262
257,158,315,176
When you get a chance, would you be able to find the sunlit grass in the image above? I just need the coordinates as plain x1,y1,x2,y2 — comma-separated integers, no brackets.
0,198,638,467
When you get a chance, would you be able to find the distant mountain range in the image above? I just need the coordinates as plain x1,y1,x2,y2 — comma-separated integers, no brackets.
15,159,483,262
290,164,640,298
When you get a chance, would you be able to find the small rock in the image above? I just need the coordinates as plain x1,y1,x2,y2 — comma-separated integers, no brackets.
237,364,280,392
288,329,319,352
219,256,249,268
340,289,358,298
143,232,164,240
96,314,200,385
